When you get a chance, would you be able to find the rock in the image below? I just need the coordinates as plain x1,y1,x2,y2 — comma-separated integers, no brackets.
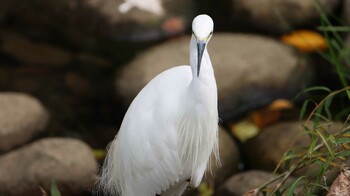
216,170,297,196
65,72,90,96
0,93,49,152
232,0,340,33
210,127,240,186
76,53,112,67
0,31,72,66
115,33,311,120
327,169,350,196
2,0,195,62
0,138,98,195
244,121,343,175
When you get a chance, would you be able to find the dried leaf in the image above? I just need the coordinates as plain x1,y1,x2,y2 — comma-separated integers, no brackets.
93,149,107,161
161,17,185,33
251,99,293,128
251,110,280,128
230,120,259,142
268,99,294,110
281,30,327,52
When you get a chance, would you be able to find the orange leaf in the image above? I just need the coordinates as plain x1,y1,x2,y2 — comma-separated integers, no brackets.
251,109,281,128
281,30,327,53
161,17,185,33
268,99,294,110
251,99,293,128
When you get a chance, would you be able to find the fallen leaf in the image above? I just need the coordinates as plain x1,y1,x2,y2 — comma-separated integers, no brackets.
281,30,327,52
162,17,185,33
198,181,214,196
230,120,259,142
251,99,294,128
251,110,280,128
268,99,294,110
93,149,107,161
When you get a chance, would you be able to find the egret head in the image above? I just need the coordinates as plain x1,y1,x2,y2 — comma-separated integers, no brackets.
192,14,213,77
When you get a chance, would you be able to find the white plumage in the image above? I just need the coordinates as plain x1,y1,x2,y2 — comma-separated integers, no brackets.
97,14,219,196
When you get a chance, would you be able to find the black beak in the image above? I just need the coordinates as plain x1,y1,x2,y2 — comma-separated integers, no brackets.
197,41,206,77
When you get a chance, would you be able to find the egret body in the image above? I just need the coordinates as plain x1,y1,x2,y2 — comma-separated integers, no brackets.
98,14,219,196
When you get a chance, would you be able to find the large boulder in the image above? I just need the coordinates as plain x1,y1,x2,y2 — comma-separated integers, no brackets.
0,92,49,152
0,138,98,195
115,33,312,120
0,0,196,62
216,170,298,195
244,121,343,176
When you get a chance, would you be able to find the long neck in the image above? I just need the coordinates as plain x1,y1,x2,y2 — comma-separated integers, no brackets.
189,35,217,111
189,35,214,83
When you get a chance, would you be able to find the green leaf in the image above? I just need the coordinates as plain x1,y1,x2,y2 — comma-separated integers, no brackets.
328,134,335,144
324,95,334,120
313,112,330,123
286,176,305,196
336,150,350,158
51,179,61,196
330,39,343,53
318,26,350,32
335,137,350,144
298,86,331,96
315,129,334,157
299,100,309,120
308,137,319,153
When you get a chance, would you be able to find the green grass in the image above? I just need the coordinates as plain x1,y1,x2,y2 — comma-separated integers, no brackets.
254,0,350,195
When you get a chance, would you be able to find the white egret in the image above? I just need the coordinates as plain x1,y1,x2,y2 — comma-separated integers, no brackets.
98,14,219,196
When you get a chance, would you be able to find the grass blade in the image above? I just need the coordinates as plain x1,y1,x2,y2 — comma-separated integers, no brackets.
51,179,61,196
315,129,334,157
287,176,305,196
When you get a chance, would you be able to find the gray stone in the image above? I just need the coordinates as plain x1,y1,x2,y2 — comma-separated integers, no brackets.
115,33,311,120
0,138,98,195
64,72,90,96
232,0,340,33
4,0,194,43
0,92,49,152
216,170,298,196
